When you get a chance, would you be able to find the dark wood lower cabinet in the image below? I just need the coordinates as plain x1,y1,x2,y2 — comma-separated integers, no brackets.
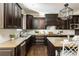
0,36,59,56
43,37,48,45
14,36,35,56
14,45,21,56
47,39,55,56
14,36,37,56
25,38,32,55
25,36,35,55
15,37,62,56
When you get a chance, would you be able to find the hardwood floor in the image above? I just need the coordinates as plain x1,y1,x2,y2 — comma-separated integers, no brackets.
27,44,48,56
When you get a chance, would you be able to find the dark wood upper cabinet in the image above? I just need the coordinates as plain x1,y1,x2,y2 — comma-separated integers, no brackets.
45,14,79,29
45,14,58,27
56,17,64,29
70,15,79,29
15,4,22,28
4,3,13,28
4,3,22,29
56,15,79,29
26,14,33,29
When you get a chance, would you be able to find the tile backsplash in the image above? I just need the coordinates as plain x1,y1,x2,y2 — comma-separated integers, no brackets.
27,29,75,35
46,26,75,35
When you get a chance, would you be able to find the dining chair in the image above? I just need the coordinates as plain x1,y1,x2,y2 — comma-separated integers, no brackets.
60,39,78,56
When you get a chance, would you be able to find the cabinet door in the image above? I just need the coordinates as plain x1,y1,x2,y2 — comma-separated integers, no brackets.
47,40,50,55
15,41,26,56
12,3,21,28
13,3,17,28
12,4,22,28
4,3,22,29
26,15,33,29
45,14,58,26
56,17,70,29
26,36,34,55
20,41,26,56
26,39,30,55
17,5,22,28
56,18,64,29
47,40,55,56
4,3,13,28
70,15,79,29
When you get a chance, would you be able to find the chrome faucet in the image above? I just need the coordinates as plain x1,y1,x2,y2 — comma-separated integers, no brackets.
19,30,27,37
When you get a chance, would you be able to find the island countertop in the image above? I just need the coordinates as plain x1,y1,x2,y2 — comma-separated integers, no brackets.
0,34,74,48
47,37,73,47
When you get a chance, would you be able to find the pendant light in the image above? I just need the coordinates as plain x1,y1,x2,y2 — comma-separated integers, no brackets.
58,3,73,20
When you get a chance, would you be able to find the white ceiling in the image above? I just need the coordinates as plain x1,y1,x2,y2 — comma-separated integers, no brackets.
21,3,79,16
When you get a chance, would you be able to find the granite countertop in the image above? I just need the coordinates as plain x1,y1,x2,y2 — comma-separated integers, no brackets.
47,37,73,47
0,31,74,48
0,35,31,48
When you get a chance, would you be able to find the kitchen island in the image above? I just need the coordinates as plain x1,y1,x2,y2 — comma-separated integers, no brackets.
0,35,33,56
0,35,31,48
47,37,73,56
